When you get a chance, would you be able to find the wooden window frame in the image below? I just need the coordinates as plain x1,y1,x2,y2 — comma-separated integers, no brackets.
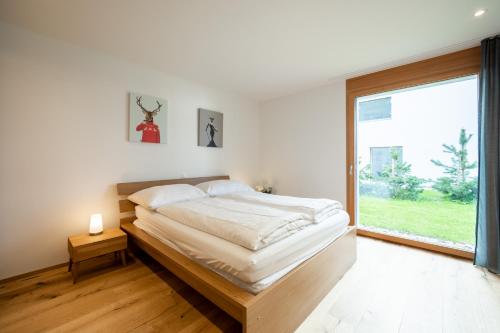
346,47,481,259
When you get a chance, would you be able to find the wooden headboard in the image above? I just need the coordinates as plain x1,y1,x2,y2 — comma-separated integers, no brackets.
117,175,229,225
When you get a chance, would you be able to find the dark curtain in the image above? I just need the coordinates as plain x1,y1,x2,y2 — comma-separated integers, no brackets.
475,35,500,274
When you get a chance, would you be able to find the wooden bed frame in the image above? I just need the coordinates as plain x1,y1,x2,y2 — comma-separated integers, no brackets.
117,176,357,333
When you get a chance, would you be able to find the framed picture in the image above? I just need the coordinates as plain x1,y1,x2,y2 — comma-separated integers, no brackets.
129,92,167,144
198,108,223,148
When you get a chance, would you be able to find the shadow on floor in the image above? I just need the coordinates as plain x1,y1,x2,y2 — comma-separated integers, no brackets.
130,247,241,333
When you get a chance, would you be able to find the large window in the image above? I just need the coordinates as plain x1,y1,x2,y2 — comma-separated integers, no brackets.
356,76,478,252
346,47,481,258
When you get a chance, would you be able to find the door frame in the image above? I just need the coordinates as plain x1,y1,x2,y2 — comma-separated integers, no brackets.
346,47,481,259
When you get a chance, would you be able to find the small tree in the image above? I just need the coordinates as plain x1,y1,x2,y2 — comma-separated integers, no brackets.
431,129,477,203
359,163,373,180
380,150,425,200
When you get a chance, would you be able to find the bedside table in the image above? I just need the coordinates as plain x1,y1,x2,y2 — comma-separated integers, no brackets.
67,228,127,283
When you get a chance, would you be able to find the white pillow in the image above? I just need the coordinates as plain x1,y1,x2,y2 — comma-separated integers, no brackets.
196,180,254,196
128,184,207,209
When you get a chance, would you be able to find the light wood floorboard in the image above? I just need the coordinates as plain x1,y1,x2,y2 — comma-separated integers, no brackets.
296,237,500,333
1,237,498,333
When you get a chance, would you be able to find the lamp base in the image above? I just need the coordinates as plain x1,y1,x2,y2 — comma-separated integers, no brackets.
89,231,103,236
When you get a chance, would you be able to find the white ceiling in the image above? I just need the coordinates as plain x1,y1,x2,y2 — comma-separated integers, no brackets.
1,0,499,101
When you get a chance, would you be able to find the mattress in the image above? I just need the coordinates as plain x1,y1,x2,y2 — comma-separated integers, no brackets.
134,205,349,293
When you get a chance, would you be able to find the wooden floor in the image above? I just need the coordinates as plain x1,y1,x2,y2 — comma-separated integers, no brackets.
1,237,499,333
296,237,500,333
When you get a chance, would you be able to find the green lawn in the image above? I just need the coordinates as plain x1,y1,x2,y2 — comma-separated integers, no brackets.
359,190,476,245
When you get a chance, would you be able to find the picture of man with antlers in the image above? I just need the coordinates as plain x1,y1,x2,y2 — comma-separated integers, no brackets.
129,93,168,144
135,96,162,143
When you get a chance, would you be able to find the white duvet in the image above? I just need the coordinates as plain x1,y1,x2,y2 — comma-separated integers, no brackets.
134,206,350,291
225,191,343,223
156,197,312,250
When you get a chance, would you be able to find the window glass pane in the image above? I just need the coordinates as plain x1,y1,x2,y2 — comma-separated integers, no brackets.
370,147,403,177
359,97,391,121
356,75,478,251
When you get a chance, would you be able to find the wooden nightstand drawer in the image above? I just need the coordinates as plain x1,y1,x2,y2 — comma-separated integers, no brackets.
69,237,126,262
67,228,127,283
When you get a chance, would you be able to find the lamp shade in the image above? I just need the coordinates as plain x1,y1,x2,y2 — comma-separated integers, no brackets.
89,213,103,235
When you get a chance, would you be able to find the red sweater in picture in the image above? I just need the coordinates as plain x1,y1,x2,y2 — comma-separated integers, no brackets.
136,121,160,143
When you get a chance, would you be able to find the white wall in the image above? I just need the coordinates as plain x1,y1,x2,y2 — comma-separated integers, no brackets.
0,23,260,279
358,77,478,180
259,82,347,206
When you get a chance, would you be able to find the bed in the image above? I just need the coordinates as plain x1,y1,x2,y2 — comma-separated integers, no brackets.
117,176,357,333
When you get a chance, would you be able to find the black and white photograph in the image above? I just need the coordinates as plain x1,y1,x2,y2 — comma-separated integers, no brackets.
198,108,223,148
